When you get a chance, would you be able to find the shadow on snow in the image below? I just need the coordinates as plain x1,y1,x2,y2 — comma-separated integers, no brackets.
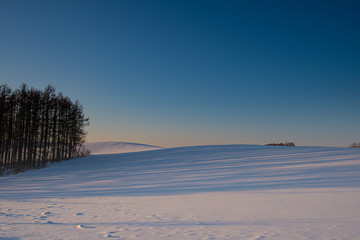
1,145,360,198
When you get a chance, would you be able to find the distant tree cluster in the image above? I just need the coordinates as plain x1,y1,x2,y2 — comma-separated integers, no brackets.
266,142,296,146
0,84,89,174
349,142,360,148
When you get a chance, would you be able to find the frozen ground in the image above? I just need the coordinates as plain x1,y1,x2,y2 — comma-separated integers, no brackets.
1,144,360,239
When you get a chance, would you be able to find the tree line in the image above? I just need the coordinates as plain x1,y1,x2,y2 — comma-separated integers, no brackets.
349,142,360,148
266,142,296,146
1,84,89,174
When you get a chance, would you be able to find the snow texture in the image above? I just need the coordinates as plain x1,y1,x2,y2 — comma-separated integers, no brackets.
1,144,360,239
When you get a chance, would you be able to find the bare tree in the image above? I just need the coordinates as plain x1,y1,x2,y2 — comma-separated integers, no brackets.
0,84,90,174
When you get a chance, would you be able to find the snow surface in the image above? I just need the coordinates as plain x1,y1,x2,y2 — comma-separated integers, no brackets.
1,144,360,239
84,141,162,155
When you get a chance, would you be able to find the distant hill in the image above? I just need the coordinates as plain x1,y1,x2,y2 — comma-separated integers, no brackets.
84,141,162,155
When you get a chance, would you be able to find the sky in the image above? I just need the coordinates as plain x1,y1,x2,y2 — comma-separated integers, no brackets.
1,0,359,148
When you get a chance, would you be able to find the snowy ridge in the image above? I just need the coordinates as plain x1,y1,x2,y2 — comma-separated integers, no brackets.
84,141,162,155
1,144,360,240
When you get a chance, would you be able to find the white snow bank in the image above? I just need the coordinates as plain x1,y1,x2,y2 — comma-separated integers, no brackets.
84,141,162,155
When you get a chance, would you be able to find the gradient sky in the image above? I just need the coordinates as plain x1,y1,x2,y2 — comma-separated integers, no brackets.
1,0,360,147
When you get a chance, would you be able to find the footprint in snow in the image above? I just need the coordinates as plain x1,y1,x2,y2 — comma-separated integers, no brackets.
76,224,95,229
41,211,51,216
76,224,85,229
253,236,266,240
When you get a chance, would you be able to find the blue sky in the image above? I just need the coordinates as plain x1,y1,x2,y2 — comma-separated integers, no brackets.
1,0,359,147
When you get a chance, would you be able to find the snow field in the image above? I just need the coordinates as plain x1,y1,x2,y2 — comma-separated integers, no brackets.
1,190,360,240
1,144,360,239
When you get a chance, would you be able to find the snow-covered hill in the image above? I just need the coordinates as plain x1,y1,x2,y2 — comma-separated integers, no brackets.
84,141,162,155
1,144,360,239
